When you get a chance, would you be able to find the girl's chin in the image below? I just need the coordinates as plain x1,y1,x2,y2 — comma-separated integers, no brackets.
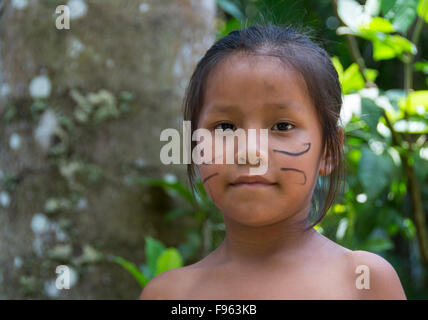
224,186,283,204
223,206,285,222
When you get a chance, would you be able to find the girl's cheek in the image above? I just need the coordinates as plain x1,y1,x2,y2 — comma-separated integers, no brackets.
198,163,227,185
269,139,316,187
275,157,308,186
197,163,227,204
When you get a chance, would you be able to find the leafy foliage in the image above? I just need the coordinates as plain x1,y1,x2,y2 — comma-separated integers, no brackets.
111,236,183,288
128,176,225,262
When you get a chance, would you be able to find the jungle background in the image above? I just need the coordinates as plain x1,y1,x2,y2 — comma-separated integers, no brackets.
0,0,427,299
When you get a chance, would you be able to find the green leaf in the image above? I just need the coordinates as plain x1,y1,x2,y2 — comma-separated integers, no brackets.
217,18,242,39
360,98,383,133
364,68,379,82
398,90,428,115
380,0,396,16
387,35,417,54
155,248,183,276
348,148,362,165
169,181,197,204
373,36,397,60
342,63,365,93
145,236,166,274
382,89,406,122
372,34,416,61
340,63,378,94
358,17,394,33
417,0,428,23
358,146,395,199
331,56,344,84
333,203,348,214
382,0,419,34
414,61,428,74
113,256,149,288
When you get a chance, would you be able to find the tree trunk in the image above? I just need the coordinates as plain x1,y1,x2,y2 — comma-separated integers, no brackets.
0,0,216,299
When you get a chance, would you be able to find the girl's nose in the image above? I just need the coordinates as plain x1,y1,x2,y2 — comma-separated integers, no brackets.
236,128,268,166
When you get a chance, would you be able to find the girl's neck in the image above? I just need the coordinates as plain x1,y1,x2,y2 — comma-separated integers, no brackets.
215,215,320,267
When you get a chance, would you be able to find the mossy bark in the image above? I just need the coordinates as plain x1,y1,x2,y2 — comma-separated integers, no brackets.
0,0,216,299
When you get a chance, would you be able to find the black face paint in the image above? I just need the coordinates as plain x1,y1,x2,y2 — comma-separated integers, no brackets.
200,143,310,185
280,168,307,185
273,142,311,156
274,142,311,185
202,172,219,184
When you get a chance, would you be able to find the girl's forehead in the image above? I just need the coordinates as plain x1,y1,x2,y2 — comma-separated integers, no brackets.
203,53,310,111
210,52,290,78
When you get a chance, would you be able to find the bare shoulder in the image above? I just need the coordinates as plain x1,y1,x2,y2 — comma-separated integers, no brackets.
309,234,406,299
345,250,407,300
139,266,197,300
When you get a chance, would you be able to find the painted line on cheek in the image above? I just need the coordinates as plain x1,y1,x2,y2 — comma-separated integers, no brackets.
202,172,219,184
201,172,219,204
280,168,307,185
273,142,311,156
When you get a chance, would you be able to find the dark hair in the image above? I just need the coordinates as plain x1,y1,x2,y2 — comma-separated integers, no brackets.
183,23,345,230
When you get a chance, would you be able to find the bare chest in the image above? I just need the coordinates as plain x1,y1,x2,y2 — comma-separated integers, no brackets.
176,264,359,300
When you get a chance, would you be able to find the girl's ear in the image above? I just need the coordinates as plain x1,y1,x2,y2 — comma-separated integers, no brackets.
319,127,344,176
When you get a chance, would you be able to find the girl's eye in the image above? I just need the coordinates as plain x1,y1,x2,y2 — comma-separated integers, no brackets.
214,122,236,131
272,122,294,132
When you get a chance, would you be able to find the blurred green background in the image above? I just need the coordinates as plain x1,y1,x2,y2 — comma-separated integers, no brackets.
0,0,427,299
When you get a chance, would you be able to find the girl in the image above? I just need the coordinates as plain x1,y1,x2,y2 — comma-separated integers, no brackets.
141,24,406,300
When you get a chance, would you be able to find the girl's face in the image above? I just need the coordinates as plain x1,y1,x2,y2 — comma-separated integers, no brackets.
196,52,328,227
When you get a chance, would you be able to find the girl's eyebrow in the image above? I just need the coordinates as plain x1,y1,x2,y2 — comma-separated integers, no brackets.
264,102,299,110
